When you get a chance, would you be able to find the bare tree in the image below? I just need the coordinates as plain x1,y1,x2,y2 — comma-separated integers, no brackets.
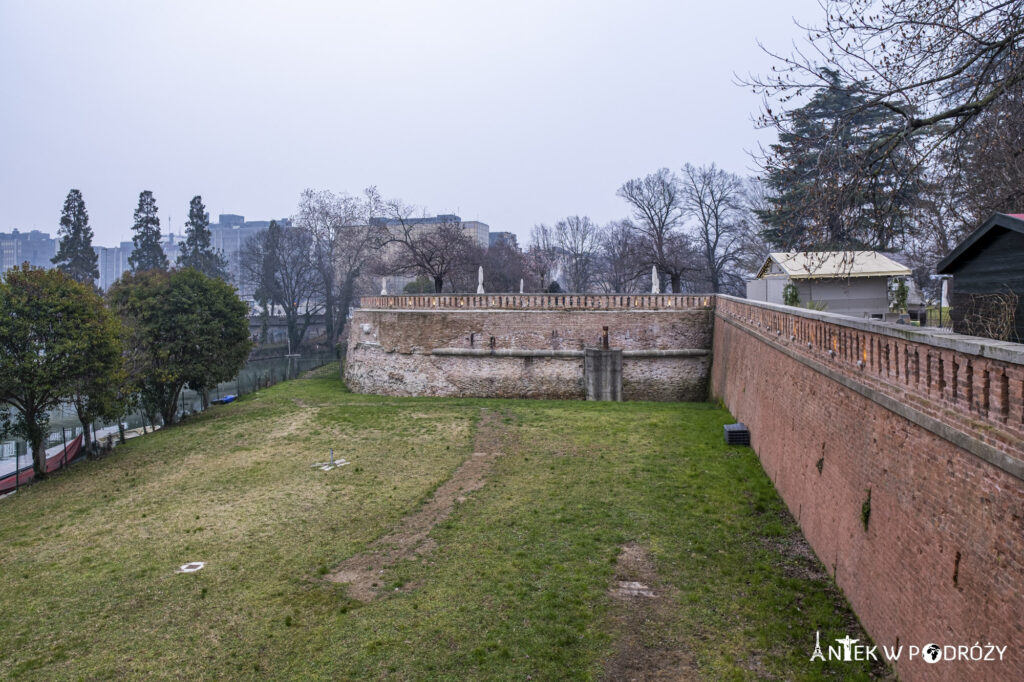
753,0,1024,149
747,0,1024,246
295,187,384,345
736,178,773,274
525,223,561,292
448,241,487,293
382,203,475,293
553,215,601,292
482,240,526,293
679,164,750,294
596,219,645,293
240,221,322,351
617,168,689,292
935,80,1024,236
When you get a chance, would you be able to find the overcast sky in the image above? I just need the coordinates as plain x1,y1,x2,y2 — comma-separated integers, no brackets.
0,0,818,246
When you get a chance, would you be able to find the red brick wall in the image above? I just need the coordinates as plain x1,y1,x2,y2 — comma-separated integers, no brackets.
712,297,1024,682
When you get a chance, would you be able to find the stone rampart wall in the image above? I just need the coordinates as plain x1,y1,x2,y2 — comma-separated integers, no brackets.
346,297,713,401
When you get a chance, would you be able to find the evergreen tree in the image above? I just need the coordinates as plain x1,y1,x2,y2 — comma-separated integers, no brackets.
109,269,251,426
177,195,228,279
128,190,168,272
52,189,99,285
0,265,123,476
758,70,920,251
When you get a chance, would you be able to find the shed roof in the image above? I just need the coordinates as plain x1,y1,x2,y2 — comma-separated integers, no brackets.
755,251,911,279
937,213,1024,274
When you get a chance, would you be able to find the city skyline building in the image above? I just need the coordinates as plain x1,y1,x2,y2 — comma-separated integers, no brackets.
2,213,290,294
0,229,58,273
3,213,513,297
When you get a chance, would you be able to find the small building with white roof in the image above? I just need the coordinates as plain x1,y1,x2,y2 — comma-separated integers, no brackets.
746,251,912,319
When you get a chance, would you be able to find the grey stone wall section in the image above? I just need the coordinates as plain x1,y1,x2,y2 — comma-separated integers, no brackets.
622,355,710,402
346,306,713,401
585,349,623,401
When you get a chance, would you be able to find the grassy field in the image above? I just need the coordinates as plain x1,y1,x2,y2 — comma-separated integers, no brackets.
0,367,886,680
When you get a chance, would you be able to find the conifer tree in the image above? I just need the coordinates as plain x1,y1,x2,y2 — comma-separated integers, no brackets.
128,190,168,272
757,70,920,251
177,195,228,279
51,189,99,285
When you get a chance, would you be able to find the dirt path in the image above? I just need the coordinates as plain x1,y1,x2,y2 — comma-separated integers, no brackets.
327,410,509,601
603,543,699,681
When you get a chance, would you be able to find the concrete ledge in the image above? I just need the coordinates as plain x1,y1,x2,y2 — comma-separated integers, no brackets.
719,294,1024,365
431,348,584,358
622,349,710,358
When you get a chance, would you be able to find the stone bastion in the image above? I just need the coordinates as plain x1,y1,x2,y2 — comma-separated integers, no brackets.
345,294,714,401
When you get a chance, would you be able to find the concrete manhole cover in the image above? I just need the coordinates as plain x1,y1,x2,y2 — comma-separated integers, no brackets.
311,460,350,471
612,580,656,598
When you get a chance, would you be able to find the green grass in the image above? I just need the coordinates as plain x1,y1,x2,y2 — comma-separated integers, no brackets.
0,367,882,680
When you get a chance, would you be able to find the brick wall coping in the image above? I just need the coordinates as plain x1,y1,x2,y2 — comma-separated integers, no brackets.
718,294,1024,366
358,293,712,311
430,348,710,358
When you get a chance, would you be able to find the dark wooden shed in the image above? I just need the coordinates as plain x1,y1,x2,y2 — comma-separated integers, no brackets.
937,213,1024,342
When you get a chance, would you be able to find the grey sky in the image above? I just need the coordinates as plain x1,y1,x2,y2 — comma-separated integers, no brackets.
1,0,816,246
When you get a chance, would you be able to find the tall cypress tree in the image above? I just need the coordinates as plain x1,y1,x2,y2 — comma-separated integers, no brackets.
52,189,100,285
128,190,168,272
177,195,228,279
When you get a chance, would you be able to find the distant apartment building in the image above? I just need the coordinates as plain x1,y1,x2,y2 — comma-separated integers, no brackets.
210,215,267,289
94,241,133,290
7,212,494,296
372,214,489,250
208,214,291,297
0,229,58,272
1,228,133,289
89,214,289,293
371,214,490,293
489,231,519,249
93,235,182,290
162,232,183,266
